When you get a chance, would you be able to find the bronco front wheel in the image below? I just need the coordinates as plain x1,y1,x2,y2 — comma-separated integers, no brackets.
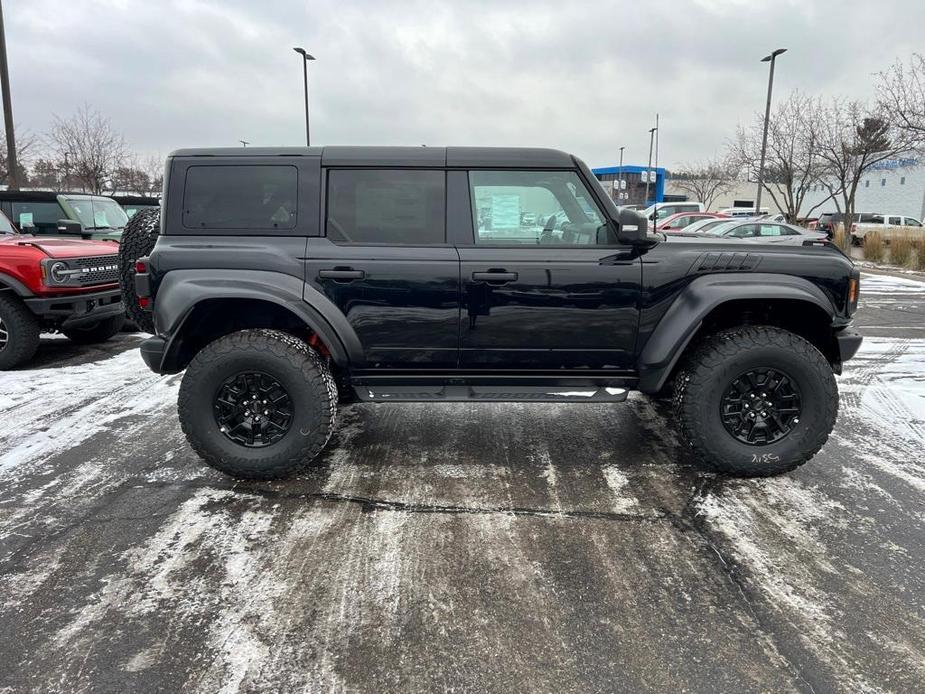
674,326,838,476
178,329,338,480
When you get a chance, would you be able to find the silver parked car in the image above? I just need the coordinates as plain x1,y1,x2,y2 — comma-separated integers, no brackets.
701,219,826,245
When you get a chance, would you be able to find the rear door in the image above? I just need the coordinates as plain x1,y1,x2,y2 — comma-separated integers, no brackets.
455,168,641,370
304,167,460,369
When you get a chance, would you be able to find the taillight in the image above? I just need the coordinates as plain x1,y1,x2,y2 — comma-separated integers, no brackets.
139,296,150,309
135,260,147,273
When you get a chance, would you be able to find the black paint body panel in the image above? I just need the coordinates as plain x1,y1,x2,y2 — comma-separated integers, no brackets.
145,146,861,392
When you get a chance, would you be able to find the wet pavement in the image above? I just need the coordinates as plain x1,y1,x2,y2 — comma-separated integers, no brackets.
1,272,924,693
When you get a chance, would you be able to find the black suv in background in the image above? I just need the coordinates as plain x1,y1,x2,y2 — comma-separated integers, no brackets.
130,146,862,481
815,211,880,237
111,194,159,220
0,191,128,241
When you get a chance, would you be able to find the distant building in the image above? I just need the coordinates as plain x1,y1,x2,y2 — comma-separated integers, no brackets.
801,157,924,220
592,165,665,207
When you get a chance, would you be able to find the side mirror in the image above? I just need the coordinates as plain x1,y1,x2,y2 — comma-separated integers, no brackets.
616,208,649,244
56,219,83,235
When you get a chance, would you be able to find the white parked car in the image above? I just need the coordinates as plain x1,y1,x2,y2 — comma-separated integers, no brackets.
702,220,826,245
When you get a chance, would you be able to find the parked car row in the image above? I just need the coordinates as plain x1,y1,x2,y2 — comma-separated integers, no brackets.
0,191,159,369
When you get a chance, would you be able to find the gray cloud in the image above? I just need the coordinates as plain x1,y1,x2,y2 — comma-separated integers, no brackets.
7,0,923,169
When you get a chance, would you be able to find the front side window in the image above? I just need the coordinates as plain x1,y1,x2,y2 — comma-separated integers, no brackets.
11,201,65,232
469,170,609,246
183,165,298,230
729,224,757,238
326,169,445,245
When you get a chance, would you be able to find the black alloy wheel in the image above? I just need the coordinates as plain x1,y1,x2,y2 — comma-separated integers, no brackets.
720,368,802,445
213,371,294,447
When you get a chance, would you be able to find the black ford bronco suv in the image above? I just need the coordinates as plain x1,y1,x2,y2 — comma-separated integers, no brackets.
130,146,862,480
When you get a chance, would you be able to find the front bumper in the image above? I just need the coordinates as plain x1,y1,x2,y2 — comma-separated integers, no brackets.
836,328,863,363
24,288,124,328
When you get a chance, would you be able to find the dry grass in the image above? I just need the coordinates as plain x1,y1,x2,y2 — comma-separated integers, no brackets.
890,233,914,266
914,238,925,272
832,223,847,249
863,232,885,262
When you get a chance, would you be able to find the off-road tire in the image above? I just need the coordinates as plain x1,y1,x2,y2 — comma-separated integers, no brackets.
178,329,338,480
62,314,124,345
0,294,41,370
674,326,838,476
117,207,160,334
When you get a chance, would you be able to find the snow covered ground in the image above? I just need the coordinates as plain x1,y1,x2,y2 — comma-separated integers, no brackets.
0,272,924,692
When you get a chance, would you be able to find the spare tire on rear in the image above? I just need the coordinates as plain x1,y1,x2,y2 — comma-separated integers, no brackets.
118,207,160,334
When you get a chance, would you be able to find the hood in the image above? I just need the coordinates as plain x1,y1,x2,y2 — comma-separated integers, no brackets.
0,234,119,259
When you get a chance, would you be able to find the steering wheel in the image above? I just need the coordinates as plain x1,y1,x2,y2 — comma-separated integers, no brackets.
327,217,352,243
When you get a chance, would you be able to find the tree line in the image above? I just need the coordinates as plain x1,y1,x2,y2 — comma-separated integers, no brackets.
668,53,925,230
0,104,162,196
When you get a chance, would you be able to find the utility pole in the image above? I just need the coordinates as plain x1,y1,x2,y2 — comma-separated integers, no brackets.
617,146,625,202
649,113,659,202
239,140,249,147
755,48,787,215
644,126,657,205
0,0,18,190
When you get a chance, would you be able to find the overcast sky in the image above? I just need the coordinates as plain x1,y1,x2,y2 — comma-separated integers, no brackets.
7,0,924,170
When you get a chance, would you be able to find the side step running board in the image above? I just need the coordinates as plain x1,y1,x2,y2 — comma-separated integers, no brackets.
354,385,629,403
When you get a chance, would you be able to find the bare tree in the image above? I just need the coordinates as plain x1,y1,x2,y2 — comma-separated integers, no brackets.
46,105,127,194
142,154,164,196
876,53,925,146
0,128,35,186
730,91,829,223
668,157,738,210
28,158,59,189
813,96,919,245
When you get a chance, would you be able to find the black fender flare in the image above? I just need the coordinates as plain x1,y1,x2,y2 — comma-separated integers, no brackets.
0,272,34,297
636,273,835,394
155,269,364,369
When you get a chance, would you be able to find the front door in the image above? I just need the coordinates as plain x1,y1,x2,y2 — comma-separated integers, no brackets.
457,169,641,370
305,168,460,369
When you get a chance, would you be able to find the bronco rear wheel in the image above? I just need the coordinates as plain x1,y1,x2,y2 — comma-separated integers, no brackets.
674,325,838,476
178,329,338,480
118,207,160,334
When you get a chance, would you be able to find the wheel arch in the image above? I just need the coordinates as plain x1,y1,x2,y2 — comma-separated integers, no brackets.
0,272,34,297
637,273,838,394
155,270,361,373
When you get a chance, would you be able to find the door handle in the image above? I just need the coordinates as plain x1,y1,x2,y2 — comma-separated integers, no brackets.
472,270,518,284
318,268,365,281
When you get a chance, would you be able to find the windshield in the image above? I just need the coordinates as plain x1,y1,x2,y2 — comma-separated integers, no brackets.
65,197,129,230
0,210,16,234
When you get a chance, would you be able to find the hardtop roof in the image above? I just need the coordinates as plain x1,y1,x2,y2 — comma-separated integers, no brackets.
168,146,576,168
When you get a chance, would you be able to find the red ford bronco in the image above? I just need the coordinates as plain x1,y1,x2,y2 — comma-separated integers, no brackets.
0,209,123,369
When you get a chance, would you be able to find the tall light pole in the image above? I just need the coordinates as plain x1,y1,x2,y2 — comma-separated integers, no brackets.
649,113,662,202
239,139,249,147
755,48,786,215
617,145,625,202
644,126,657,205
0,0,18,190
293,47,315,146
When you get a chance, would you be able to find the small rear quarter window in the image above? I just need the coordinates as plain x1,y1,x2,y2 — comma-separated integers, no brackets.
183,165,298,230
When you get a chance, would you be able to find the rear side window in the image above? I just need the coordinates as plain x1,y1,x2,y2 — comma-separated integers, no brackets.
326,170,446,245
183,165,298,230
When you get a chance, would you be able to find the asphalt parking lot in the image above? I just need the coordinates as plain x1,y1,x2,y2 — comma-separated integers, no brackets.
1,272,924,693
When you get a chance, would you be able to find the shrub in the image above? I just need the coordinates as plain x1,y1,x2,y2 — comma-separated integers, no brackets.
890,233,914,266
913,237,925,272
863,232,884,262
832,223,847,249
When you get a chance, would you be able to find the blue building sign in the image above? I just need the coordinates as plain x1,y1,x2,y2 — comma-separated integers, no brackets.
592,164,666,206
